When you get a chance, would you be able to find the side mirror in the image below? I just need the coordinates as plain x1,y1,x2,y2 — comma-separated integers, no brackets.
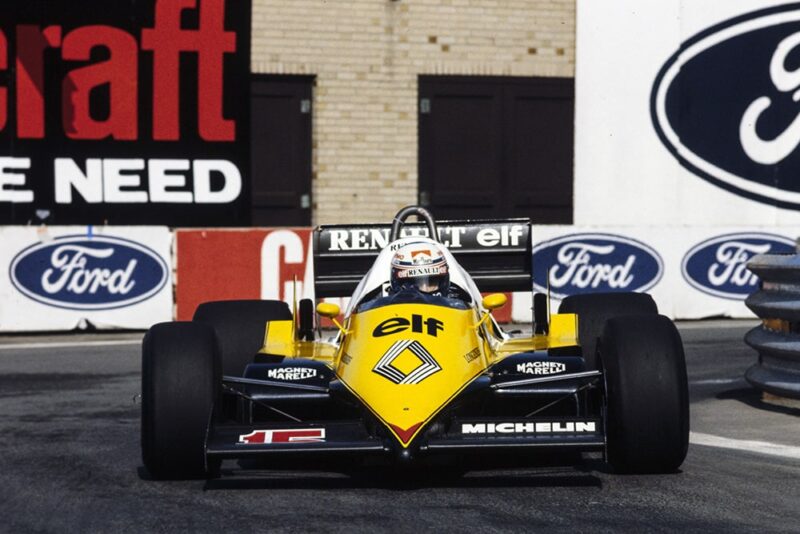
482,293,507,311
316,302,340,318
316,302,347,335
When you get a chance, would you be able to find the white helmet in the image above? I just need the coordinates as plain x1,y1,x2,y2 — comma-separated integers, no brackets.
390,242,450,295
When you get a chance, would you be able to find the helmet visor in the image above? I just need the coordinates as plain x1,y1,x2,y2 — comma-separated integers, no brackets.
395,265,448,294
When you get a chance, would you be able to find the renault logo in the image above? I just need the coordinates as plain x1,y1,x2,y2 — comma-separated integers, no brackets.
372,340,442,384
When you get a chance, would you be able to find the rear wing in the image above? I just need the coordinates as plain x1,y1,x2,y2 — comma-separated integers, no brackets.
313,219,532,298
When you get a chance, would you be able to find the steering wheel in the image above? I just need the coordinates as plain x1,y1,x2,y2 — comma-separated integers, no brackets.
389,206,440,243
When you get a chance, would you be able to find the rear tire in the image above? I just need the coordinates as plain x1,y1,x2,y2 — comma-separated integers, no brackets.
601,315,689,474
141,322,219,480
558,292,657,369
193,300,292,376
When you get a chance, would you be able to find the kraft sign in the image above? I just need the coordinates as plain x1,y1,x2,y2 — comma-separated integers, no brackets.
652,4,800,210
10,234,168,310
0,0,251,226
532,233,663,299
682,233,794,300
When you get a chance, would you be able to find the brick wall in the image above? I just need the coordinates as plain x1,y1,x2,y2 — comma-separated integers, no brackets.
252,0,575,224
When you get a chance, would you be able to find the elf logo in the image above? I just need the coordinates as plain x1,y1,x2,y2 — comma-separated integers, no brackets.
373,314,444,337
652,4,800,209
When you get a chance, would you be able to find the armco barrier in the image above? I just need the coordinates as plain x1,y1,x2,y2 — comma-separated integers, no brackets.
744,252,800,399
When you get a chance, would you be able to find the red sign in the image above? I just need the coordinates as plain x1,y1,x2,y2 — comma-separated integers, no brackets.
6,1,234,142
176,228,313,320
0,0,251,225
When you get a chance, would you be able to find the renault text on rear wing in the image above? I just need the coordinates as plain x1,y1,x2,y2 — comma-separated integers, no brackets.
313,219,532,297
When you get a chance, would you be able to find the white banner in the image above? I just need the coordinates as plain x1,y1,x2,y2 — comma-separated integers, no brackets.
0,226,173,331
512,225,798,321
576,0,800,227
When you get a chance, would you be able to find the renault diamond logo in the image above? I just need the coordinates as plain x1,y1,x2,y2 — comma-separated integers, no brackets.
372,340,442,384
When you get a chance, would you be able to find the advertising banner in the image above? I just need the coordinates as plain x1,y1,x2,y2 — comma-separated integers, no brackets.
576,1,800,227
530,225,797,319
176,228,314,321
0,225,173,331
0,0,251,226
3,221,785,332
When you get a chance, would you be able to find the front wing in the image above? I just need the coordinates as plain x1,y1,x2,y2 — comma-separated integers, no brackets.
207,369,605,461
206,418,605,460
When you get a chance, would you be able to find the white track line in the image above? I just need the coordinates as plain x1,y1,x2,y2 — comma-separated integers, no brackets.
676,320,759,330
690,431,800,460
0,339,141,350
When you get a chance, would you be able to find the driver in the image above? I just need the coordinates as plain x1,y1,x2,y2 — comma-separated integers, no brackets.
357,242,468,312
390,243,450,296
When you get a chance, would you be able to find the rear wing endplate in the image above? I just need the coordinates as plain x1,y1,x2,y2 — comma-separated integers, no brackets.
313,219,532,298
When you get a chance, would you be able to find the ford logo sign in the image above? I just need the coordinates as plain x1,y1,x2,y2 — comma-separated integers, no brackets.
532,233,663,299
9,235,168,310
651,4,800,209
682,233,794,300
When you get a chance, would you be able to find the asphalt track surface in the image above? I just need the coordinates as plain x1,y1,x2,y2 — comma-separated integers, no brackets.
1,321,799,533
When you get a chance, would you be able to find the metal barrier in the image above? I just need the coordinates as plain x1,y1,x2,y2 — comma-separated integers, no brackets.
745,252,800,399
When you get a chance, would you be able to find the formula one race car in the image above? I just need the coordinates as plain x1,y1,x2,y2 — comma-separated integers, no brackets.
141,206,689,479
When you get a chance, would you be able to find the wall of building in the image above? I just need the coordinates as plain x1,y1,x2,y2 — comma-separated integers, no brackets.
251,0,576,224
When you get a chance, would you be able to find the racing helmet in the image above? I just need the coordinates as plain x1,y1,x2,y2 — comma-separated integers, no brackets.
390,242,450,295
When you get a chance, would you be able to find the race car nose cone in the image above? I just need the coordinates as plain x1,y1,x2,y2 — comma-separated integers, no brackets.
389,422,423,446
336,303,485,448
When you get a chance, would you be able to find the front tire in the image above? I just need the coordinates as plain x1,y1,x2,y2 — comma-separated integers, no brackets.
141,322,219,480
558,292,658,369
193,300,292,376
601,315,689,474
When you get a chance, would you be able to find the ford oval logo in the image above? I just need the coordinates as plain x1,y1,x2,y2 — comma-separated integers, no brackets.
682,233,794,300
532,233,663,299
9,235,168,310
651,4,800,209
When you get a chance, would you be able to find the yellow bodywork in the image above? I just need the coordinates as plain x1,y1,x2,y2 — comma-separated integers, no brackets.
258,302,579,448
259,319,339,362
336,304,485,445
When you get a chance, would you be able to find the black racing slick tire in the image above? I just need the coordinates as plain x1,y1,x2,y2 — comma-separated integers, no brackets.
141,322,220,480
193,300,292,377
558,292,658,370
601,315,689,474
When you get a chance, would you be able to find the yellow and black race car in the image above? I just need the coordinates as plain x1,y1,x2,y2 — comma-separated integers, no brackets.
141,206,689,479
